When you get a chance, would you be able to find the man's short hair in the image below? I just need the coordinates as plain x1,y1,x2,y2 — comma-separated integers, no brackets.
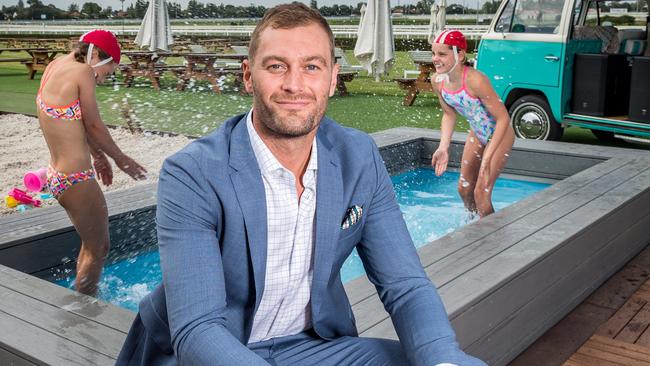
248,3,335,64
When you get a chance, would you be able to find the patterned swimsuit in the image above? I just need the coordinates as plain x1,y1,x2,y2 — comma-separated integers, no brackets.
440,67,496,146
37,60,96,198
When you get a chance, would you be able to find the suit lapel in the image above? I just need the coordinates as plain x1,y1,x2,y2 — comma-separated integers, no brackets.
228,117,267,308
313,124,343,293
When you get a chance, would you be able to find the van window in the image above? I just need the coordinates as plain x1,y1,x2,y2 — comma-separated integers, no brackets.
495,0,516,32
496,0,565,34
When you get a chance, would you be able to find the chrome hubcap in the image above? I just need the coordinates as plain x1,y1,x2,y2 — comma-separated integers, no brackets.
512,103,549,140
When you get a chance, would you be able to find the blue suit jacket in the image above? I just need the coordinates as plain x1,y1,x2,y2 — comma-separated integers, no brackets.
117,114,470,365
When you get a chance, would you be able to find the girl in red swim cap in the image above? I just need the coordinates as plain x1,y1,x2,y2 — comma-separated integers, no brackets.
37,29,147,295
429,30,515,218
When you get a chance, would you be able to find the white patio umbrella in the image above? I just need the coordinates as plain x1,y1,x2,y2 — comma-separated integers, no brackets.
427,2,439,43
357,3,367,36
437,0,447,34
135,0,174,52
354,0,395,82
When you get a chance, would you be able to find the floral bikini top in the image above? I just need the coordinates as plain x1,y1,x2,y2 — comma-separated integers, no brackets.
440,67,495,146
36,60,82,120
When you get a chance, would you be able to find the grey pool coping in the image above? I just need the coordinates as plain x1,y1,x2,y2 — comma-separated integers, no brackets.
1,127,649,365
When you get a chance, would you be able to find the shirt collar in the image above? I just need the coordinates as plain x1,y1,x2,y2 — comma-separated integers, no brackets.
246,109,318,177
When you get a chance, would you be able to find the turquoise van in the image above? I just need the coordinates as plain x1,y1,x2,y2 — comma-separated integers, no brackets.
476,0,649,141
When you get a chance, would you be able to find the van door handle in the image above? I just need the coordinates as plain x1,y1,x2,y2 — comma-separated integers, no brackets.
544,55,560,62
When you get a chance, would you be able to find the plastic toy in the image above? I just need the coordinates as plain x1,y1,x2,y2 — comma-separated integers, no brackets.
23,167,47,192
17,204,33,213
4,195,18,208
8,188,41,207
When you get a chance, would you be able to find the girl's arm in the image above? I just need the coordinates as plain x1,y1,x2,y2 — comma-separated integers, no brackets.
78,67,147,180
431,78,458,176
78,66,127,160
467,70,513,163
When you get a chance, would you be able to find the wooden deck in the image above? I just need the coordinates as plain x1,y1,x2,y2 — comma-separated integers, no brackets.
0,128,649,365
565,280,650,366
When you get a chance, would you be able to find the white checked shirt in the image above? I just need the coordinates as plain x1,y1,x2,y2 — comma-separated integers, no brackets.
246,110,318,343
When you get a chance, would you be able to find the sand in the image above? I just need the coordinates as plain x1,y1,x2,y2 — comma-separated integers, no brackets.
0,113,193,216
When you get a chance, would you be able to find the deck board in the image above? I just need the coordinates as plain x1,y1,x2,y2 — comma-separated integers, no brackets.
565,278,650,366
0,310,116,366
349,156,630,308
0,285,126,357
0,347,37,366
355,159,650,338
0,265,133,333
615,304,650,344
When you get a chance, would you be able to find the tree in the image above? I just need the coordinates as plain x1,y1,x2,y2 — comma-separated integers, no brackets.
168,2,182,18
186,0,204,18
134,0,148,18
81,2,102,18
68,3,79,13
310,0,318,10
481,0,499,14
26,0,43,7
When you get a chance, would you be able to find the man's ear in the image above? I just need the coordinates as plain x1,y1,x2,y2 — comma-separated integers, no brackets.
329,63,340,97
242,59,254,94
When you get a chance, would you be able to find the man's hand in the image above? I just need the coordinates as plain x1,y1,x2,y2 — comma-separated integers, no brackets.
93,152,114,186
114,154,148,180
431,148,449,177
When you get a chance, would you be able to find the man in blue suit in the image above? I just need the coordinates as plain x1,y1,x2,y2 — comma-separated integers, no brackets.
117,3,485,366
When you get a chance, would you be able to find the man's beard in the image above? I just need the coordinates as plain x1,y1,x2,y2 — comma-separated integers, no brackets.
252,82,327,139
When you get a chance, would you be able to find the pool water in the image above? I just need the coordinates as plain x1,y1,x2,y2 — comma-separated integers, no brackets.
57,168,550,311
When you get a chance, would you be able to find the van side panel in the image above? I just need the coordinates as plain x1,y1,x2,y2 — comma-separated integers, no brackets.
477,39,565,121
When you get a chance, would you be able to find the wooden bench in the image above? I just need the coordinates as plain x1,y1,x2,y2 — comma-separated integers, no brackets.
336,71,356,96
0,58,31,63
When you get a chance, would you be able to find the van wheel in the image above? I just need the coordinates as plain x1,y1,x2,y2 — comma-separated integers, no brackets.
509,95,563,141
590,129,618,142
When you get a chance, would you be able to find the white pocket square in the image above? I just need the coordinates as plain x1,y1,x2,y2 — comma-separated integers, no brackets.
341,205,363,230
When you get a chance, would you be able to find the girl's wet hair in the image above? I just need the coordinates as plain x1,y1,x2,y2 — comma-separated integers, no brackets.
74,42,111,64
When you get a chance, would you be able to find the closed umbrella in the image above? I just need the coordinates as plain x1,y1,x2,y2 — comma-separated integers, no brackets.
427,2,439,43
357,3,367,37
354,0,394,81
135,0,174,52
437,0,447,34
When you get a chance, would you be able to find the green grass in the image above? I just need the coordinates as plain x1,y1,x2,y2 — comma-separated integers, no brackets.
1,51,648,150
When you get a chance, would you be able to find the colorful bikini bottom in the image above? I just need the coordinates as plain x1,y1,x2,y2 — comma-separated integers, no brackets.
47,165,96,198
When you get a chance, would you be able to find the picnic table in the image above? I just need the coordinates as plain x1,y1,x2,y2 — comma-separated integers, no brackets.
333,53,360,97
0,38,70,50
195,38,230,51
0,47,64,79
120,51,247,93
175,52,246,93
120,51,179,90
395,51,436,106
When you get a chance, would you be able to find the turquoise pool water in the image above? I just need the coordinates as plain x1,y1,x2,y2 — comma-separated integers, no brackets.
57,168,550,311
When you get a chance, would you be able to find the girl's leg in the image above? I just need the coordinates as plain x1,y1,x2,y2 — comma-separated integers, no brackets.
474,131,515,217
58,179,110,296
458,131,485,214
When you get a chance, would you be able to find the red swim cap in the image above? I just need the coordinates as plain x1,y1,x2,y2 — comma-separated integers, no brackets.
79,29,121,64
433,30,467,50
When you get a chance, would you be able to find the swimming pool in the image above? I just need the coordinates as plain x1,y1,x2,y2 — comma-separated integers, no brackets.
56,168,549,311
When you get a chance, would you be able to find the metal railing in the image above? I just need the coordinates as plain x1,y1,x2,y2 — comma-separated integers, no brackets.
0,24,490,40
